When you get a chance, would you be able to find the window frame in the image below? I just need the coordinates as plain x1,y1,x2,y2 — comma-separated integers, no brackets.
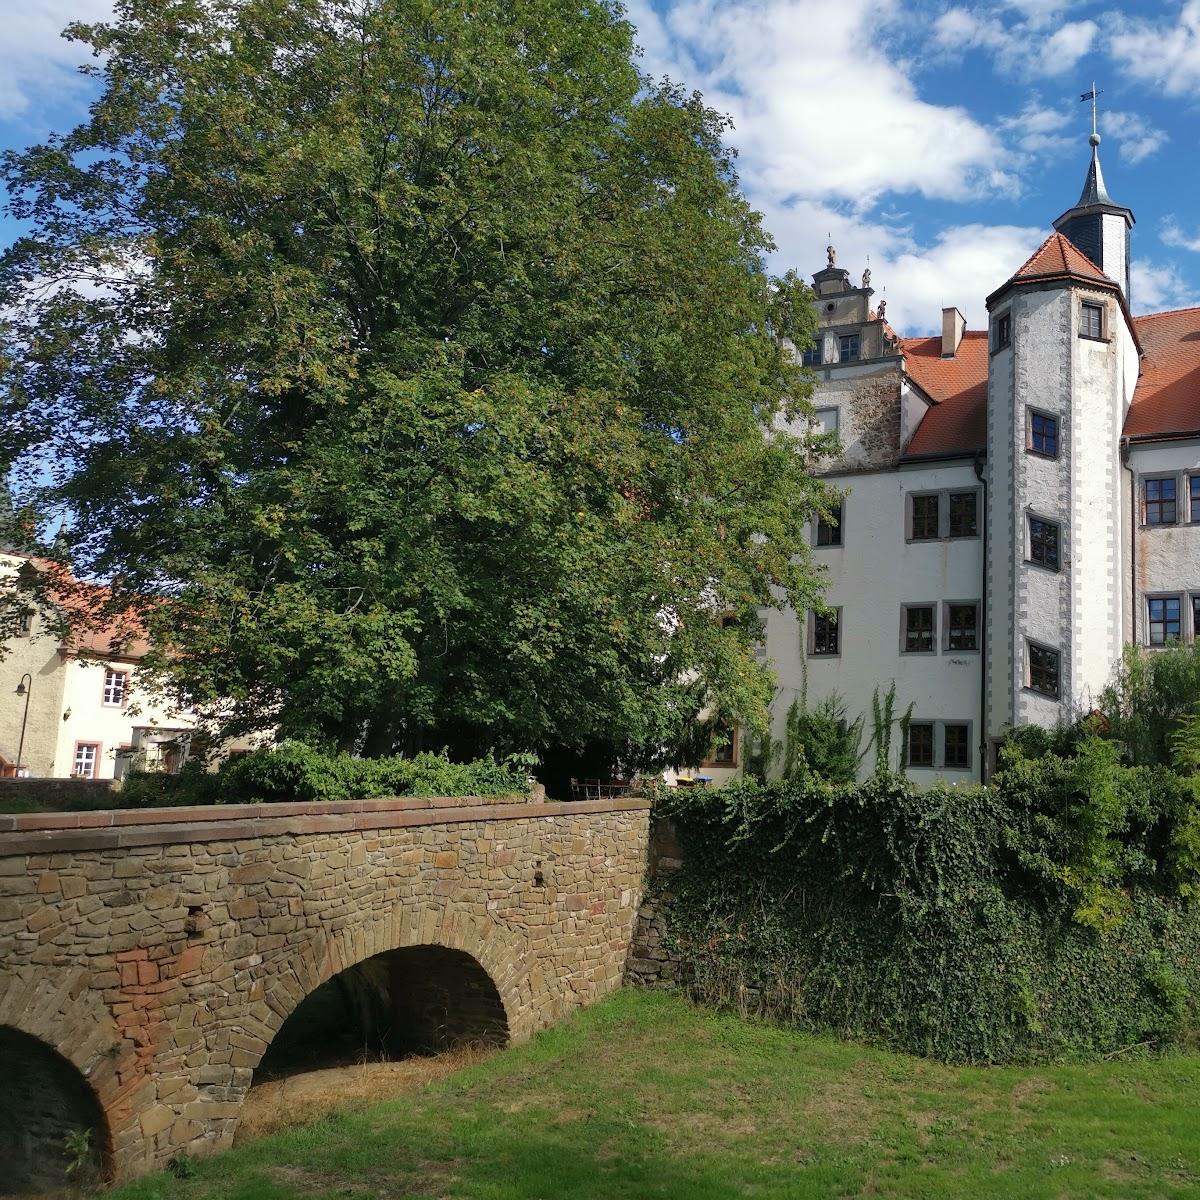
942,600,981,653
908,492,941,542
807,608,842,658
899,603,938,655
102,667,129,708
1146,593,1185,647
947,490,979,539
801,338,824,367
942,722,972,771
814,498,844,548
1026,407,1060,460
701,721,740,769
992,310,1011,354
838,333,860,363
1026,640,1062,701
15,610,33,638
72,741,102,780
1080,299,1106,342
1189,475,1200,524
1026,511,1062,573
1143,475,1180,527
906,721,936,770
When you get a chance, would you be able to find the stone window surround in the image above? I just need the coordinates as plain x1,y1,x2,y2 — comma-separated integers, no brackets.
1024,508,1062,573
1079,297,1109,343
701,720,739,769
904,487,981,542
1140,472,1182,527
1025,405,1061,460
1144,593,1184,647
898,602,938,655
991,308,1012,355
1024,638,1062,701
72,740,102,780
942,599,982,653
806,607,841,658
905,718,974,771
813,406,839,438
102,667,129,708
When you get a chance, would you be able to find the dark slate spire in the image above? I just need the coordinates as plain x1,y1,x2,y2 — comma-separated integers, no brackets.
1076,132,1112,207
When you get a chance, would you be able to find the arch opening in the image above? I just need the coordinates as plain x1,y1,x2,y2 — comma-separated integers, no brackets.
255,945,509,1080
0,1026,108,1196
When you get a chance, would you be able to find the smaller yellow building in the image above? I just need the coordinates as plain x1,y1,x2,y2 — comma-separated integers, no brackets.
1,552,199,780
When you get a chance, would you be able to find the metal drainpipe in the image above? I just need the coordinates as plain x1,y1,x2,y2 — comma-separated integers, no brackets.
973,451,988,782
1122,436,1134,649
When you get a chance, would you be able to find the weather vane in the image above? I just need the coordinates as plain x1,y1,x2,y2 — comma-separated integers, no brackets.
1081,82,1102,143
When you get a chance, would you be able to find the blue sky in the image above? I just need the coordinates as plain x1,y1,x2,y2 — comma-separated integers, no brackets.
3,0,1200,334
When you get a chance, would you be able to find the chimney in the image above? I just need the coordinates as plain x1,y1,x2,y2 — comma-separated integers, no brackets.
941,307,965,357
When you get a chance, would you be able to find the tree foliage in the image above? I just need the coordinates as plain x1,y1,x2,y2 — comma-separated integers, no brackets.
0,0,830,762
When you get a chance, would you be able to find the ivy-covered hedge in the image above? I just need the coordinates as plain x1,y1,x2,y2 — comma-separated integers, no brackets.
654,743,1200,1063
117,743,532,807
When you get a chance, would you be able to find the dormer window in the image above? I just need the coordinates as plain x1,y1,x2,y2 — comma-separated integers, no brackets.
993,312,1011,351
838,334,859,362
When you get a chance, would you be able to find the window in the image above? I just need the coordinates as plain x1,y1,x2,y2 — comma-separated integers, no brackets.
1028,643,1061,699
1145,477,1177,525
911,494,940,540
838,333,859,362
813,407,839,437
948,492,978,538
102,668,128,707
73,743,100,780
902,604,936,654
801,338,823,367
816,502,842,547
1148,596,1183,645
1081,301,1104,339
810,609,840,657
945,603,979,651
907,723,935,768
1191,476,1200,523
1193,595,1200,643
1027,515,1060,571
1028,411,1059,458
15,610,32,638
944,723,971,769
993,311,1011,351
704,722,738,768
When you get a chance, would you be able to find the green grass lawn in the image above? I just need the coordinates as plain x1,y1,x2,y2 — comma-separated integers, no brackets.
113,988,1200,1200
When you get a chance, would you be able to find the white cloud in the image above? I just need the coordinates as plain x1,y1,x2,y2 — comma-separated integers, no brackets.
0,1,113,120
1101,111,1168,165
1131,260,1200,314
628,0,1013,208
995,100,1074,161
1109,1,1200,97
1161,217,1200,254
933,6,1096,78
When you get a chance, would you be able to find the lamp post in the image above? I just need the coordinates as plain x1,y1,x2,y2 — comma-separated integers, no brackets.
15,673,32,777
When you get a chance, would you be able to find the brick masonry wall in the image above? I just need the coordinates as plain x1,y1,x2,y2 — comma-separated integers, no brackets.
0,794,651,1181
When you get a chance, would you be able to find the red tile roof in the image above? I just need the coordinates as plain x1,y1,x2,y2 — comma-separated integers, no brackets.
1007,231,1113,288
899,331,989,459
1125,306,1200,440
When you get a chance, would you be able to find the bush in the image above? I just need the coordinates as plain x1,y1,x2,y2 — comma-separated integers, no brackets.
654,758,1200,1063
216,743,532,804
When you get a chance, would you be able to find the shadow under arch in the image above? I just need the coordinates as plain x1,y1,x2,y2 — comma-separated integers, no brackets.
254,944,510,1080
0,1025,110,1195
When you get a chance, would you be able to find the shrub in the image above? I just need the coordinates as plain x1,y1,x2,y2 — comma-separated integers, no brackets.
216,743,532,804
654,762,1200,1063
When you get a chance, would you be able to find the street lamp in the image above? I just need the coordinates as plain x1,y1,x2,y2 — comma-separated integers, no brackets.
15,673,31,777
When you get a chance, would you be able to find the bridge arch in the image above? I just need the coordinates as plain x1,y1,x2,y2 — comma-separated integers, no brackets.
0,1025,111,1194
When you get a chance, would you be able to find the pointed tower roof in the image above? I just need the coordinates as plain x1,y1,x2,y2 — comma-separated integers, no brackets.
1009,232,1113,288
1054,134,1133,229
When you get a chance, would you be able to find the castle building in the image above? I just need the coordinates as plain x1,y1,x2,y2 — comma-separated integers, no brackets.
757,134,1200,782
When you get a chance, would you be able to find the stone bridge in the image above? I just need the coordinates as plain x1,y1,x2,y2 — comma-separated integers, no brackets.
0,791,650,1190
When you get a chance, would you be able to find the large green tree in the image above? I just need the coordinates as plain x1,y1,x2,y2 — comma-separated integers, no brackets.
0,0,829,765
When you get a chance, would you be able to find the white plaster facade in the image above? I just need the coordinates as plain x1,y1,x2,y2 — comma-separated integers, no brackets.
754,141,1200,783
